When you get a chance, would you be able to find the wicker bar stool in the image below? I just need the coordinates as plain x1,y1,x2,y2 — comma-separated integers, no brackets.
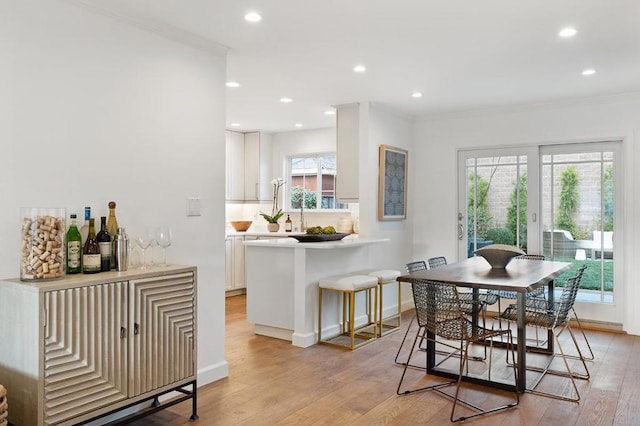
0,384,7,426
318,274,379,350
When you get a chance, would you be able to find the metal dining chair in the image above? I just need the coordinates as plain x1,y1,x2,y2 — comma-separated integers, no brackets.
394,261,428,368
487,254,546,340
428,256,499,318
564,265,595,360
498,265,590,402
395,259,491,368
397,279,519,422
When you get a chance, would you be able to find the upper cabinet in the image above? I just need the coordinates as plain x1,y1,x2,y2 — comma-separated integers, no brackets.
226,130,272,202
336,103,361,203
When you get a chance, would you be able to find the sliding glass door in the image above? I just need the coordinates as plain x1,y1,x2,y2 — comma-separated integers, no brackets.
459,142,622,323
541,143,618,306
458,147,538,259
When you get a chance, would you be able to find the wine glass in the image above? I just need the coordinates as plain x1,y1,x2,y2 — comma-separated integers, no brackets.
156,226,172,266
147,227,158,266
135,230,153,268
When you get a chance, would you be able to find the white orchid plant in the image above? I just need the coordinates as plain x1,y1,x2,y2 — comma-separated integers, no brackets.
260,178,286,223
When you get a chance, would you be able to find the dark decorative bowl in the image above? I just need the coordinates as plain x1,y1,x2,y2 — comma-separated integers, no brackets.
288,233,349,243
474,244,525,268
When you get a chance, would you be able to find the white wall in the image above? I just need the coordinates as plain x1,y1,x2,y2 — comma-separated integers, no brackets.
363,104,414,270
271,127,336,173
413,93,640,334
2,0,228,384
362,105,415,308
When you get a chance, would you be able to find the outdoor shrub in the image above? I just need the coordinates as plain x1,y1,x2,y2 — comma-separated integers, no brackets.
603,164,614,232
556,166,579,236
507,174,527,249
467,172,493,239
290,186,317,209
485,227,515,245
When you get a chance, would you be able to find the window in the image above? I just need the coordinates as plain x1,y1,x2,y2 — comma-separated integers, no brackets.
288,154,346,210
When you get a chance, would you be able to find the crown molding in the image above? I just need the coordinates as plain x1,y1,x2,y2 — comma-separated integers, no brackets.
64,0,228,56
417,90,640,123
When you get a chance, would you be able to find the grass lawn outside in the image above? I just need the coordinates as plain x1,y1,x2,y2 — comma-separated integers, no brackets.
552,257,613,292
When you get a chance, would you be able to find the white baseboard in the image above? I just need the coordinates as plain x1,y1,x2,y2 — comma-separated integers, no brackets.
197,360,229,386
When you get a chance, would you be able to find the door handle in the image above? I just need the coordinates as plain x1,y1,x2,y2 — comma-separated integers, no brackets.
458,224,464,240
120,327,127,339
134,322,139,335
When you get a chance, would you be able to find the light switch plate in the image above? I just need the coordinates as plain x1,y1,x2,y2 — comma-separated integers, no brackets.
187,197,202,216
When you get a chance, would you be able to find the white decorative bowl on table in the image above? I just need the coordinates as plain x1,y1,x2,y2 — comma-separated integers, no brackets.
474,244,525,268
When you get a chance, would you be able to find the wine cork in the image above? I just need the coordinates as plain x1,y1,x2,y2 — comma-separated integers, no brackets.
21,213,65,280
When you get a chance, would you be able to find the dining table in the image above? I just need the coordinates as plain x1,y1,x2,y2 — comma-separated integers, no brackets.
397,256,572,393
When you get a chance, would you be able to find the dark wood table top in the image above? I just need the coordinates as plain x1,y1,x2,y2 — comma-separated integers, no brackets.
397,256,572,293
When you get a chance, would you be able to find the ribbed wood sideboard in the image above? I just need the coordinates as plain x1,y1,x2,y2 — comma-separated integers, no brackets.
0,265,198,426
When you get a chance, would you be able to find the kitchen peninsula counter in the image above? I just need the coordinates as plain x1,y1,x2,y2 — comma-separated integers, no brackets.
225,230,306,237
243,235,390,347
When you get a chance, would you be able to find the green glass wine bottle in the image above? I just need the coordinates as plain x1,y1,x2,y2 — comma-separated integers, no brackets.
66,214,82,274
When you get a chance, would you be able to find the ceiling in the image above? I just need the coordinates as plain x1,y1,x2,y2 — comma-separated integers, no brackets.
75,0,640,133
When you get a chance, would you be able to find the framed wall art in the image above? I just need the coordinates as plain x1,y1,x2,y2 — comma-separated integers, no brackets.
378,144,408,221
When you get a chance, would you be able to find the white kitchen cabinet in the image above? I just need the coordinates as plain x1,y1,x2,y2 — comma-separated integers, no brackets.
224,237,234,290
225,236,246,293
0,266,197,426
226,130,273,202
336,103,362,203
244,132,260,200
226,130,245,201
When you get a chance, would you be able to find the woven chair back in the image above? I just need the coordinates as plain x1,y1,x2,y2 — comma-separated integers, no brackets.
552,264,587,325
405,261,427,273
427,256,447,269
518,254,545,261
411,279,471,340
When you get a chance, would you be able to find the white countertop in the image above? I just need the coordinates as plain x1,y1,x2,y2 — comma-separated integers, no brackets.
243,234,389,249
226,230,306,237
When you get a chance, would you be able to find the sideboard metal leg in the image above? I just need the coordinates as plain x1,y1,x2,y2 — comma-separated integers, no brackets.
190,380,199,421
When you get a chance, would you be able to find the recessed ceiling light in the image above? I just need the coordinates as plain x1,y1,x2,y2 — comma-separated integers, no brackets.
280,97,293,103
582,69,596,76
226,81,241,88
353,65,366,73
411,92,423,98
324,110,336,115
295,123,303,128
230,123,240,127
559,27,578,38
244,12,262,22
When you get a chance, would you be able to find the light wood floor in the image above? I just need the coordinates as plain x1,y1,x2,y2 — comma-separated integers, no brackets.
132,295,640,425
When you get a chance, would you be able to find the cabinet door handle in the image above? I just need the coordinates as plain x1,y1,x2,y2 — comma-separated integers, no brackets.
120,327,127,339
134,322,139,335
